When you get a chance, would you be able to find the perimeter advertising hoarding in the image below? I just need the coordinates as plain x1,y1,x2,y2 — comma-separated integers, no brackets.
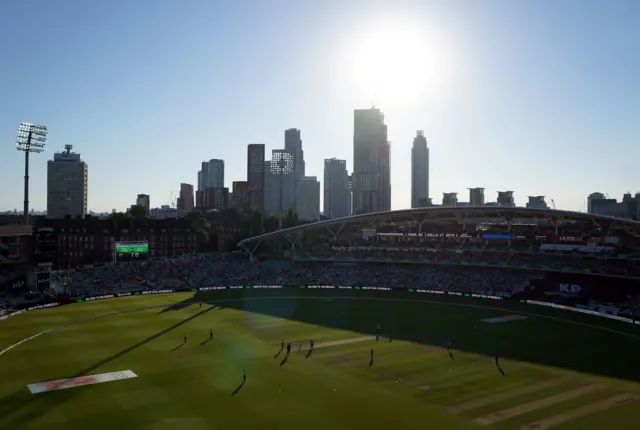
36,272,51,291
0,274,28,291
528,272,640,303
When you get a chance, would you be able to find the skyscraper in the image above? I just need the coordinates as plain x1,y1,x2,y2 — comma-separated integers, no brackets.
284,128,305,180
265,150,295,216
410,131,430,208
587,192,606,214
247,144,265,211
380,123,391,212
198,159,225,189
295,176,320,221
199,160,209,190
136,194,150,212
203,187,229,210
196,171,204,207
206,159,224,188
178,183,194,211
232,181,251,212
323,158,350,219
264,160,275,214
47,145,88,218
197,159,224,208
352,108,390,214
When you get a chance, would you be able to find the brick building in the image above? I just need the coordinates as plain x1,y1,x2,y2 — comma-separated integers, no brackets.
33,216,200,270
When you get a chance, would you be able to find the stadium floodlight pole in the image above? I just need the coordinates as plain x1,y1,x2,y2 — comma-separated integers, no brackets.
16,122,48,225
278,157,286,230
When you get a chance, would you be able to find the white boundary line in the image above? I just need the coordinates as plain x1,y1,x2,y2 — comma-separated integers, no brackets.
0,304,169,358
1,296,639,359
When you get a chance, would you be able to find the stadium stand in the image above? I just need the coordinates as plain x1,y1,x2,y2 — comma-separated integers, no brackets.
3,207,640,321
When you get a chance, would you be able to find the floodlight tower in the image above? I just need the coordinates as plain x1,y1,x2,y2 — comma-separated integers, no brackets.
16,122,48,225
278,157,286,230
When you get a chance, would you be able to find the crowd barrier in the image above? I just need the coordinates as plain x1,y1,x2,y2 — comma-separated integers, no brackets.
1,285,638,326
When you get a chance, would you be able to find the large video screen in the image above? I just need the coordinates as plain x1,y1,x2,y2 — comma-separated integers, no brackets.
114,241,149,263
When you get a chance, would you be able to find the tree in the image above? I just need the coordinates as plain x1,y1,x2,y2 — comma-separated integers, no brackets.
249,210,264,237
283,209,298,229
108,211,132,223
128,204,148,219
264,215,279,232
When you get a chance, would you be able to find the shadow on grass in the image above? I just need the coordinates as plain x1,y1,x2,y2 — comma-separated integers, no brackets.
0,303,216,429
273,347,283,359
231,380,245,396
185,289,640,384
160,301,213,314
280,351,290,367
496,363,506,377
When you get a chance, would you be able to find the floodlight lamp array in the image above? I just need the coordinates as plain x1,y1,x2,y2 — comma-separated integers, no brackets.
18,122,47,132
16,145,44,153
17,122,48,136
16,122,48,153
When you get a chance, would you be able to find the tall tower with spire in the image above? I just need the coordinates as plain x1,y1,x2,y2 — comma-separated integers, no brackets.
411,130,429,208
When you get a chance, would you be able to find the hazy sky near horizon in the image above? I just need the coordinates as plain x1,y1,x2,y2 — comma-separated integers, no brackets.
1,0,638,213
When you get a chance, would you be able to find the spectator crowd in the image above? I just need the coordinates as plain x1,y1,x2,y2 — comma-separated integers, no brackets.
1,246,639,317
298,244,640,277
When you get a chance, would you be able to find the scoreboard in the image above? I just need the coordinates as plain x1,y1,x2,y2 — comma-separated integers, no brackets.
114,241,149,263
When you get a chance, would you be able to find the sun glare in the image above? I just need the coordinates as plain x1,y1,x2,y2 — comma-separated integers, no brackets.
350,20,448,108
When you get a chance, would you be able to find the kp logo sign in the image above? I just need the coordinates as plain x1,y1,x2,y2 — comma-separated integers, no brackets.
559,284,582,294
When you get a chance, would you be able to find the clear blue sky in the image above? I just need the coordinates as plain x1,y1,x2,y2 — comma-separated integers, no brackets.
1,0,638,213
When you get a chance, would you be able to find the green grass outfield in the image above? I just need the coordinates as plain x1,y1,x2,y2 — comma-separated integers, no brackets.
1,289,640,430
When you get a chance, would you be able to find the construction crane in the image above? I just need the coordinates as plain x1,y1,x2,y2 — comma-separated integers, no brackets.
168,191,177,208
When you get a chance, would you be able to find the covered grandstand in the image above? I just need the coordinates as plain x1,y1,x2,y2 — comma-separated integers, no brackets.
237,206,640,255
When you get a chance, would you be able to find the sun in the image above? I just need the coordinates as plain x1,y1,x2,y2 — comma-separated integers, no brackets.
350,20,447,108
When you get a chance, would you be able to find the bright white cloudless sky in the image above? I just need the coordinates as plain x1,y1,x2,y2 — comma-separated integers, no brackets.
0,0,638,213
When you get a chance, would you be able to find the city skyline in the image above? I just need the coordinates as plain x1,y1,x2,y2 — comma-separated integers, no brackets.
1,1,638,213
6,110,640,216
